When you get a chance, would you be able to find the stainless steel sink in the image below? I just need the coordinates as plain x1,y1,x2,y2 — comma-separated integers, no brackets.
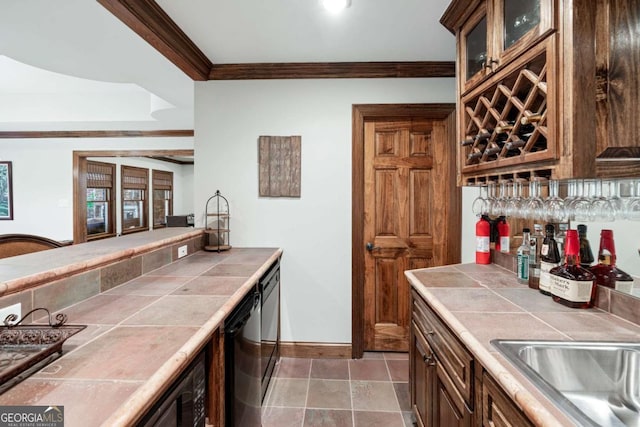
491,340,640,427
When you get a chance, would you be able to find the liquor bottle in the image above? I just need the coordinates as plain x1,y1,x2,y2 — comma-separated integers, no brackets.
550,229,596,309
539,224,561,296
475,215,491,264
577,224,594,269
496,216,510,253
528,224,544,290
590,229,634,293
516,228,531,284
555,223,569,259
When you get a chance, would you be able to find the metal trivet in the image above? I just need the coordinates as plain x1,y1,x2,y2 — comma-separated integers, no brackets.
0,307,86,393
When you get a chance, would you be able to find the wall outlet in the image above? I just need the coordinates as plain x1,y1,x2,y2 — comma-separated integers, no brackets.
178,245,188,258
0,303,21,325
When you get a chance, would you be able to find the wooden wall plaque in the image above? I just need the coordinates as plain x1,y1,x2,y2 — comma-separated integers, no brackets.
259,136,301,197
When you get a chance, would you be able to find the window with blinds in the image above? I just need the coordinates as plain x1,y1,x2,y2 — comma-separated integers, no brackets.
121,165,148,233
86,161,116,239
152,170,173,228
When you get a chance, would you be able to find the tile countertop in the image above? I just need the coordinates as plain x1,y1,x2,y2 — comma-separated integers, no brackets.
405,263,640,427
0,245,282,427
0,227,205,296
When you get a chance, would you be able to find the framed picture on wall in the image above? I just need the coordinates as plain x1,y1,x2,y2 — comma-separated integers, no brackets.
0,161,13,220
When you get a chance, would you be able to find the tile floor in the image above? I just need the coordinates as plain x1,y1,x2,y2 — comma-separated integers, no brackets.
262,352,413,427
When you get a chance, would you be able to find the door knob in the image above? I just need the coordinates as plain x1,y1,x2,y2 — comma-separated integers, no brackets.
366,242,380,251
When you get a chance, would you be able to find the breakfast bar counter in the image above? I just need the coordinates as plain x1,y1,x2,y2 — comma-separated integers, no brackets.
0,229,281,426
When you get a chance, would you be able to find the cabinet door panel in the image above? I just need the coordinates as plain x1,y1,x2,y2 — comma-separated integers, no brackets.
482,372,533,427
434,363,472,427
494,0,555,71
411,322,434,427
412,291,474,407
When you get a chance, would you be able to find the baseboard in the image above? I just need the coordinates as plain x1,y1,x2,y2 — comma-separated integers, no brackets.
279,341,352,359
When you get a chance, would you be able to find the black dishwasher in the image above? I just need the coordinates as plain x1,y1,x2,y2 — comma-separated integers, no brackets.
260,259,280,401
138,350,206,427
224,285,261,427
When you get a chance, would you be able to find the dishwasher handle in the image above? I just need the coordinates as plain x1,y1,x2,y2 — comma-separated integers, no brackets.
226,291,259,335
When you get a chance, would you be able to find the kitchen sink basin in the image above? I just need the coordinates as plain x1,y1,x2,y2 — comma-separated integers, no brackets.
491,340,640,427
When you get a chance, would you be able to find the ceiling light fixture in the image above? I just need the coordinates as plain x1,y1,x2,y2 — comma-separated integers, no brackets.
322,0,351,13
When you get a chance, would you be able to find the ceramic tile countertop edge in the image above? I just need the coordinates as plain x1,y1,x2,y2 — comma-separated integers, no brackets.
102,248,283,427
0,228,204,296
405,265,574,427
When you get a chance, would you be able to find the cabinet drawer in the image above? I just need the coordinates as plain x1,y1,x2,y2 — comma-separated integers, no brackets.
412,290,474,407
482,371,533,427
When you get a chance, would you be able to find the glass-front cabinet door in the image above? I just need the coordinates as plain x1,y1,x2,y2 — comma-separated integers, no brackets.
503,0,541,49
497,0,554,64
460,2,492,92
466,16,487,79
459,0,554,93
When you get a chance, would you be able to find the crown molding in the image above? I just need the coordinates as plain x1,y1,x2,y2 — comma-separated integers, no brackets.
210,61,456,80
98,1,456,81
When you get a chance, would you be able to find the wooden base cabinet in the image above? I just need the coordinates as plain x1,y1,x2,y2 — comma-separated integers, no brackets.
411,290,533,427
411,322,472,427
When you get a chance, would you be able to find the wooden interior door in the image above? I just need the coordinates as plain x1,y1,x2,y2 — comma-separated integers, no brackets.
363,118,455,352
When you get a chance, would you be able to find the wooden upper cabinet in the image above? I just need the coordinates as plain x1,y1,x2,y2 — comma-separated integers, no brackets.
443,0,640,185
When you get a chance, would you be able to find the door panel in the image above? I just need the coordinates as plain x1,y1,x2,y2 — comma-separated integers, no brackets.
410,169,432,236
375,258,398,323
364,119,438,351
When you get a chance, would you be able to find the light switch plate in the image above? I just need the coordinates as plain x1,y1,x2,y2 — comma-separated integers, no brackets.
178,245,188,258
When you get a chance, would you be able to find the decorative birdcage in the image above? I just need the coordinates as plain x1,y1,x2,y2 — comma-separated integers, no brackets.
204,190,231,252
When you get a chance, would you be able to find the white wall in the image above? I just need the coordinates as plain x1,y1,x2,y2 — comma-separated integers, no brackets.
0,137,193,241
195,78,456,344
461,187,640,275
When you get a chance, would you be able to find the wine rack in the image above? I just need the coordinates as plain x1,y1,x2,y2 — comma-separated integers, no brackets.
460,44,555,176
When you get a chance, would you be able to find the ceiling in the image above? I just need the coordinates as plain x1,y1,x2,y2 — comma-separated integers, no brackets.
0,0,456,131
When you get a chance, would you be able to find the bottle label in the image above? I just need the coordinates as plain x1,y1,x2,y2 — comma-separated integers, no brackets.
541,244,550,257
517,254,529,280
539,261,559,292
476,236,490,253
615,280,633,294
550,274,593,302
499,236,510,253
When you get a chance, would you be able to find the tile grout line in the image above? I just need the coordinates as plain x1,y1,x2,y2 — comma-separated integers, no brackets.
348,357,356,427
300,359,312,427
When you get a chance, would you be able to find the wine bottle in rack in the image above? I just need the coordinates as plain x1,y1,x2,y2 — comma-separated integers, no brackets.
460,131,492,146
467,150,485,161
494,123,514,134
483,145,503,156
520,113,543,125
